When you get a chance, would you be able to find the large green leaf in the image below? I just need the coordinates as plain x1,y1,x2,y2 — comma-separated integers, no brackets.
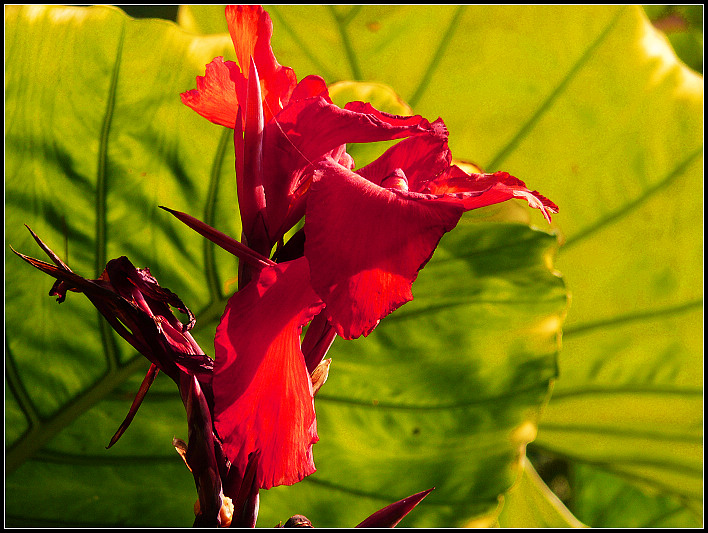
5,4,701,528
5,5,566,527
5,5,238,526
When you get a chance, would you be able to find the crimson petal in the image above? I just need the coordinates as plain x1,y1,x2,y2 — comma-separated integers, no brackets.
426,166,559,223
304,159,463,340
214,257,324,489
225,5,296,122
263,98,440,244
180,56,243,128
356,120,451,190
181,6,297,128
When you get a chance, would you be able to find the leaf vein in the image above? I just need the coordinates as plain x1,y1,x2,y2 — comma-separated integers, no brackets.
561,146,703,249
203,128,231,302
268,6,336,81
486,6,627,170
549,385,702,400
5,356,147,474
539,422,702,443
408,5,466,109
329,5,362,80
317,381,551,411
96,21,126,374
4,338,41,431
563,299,702,337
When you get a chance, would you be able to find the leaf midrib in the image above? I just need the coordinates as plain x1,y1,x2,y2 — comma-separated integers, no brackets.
317,379,553,411
6,11,234,476
95,18,126,376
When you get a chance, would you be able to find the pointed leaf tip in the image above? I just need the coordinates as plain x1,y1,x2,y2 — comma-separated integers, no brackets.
355,488,434,528
159,205,275,270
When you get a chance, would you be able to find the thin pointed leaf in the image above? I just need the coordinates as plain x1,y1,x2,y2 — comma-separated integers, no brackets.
106,363,160,449
355,488,434,528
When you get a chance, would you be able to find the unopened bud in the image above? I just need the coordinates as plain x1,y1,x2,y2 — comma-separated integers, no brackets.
282,514,313,528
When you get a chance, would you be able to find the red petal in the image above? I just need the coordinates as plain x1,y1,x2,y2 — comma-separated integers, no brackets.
214,258,324,489
356,121,451,190
290,75,332,104
180,57,243,128
225,5,296,122
263,98,440,244
426,167,559,223
304,159,463,340
344,101,435,129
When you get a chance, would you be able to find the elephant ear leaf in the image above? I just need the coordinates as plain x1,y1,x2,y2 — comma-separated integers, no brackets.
4,4,700,529
523,7,703,527
5,4,568,528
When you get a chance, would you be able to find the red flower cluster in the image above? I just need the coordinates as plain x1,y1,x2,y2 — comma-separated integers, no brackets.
15,4,557,527
181,4,556,496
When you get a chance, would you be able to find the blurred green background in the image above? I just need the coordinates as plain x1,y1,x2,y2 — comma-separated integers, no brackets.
118,5,704,75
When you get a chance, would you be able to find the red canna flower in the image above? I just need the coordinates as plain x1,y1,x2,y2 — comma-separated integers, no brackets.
180,5,296,128
178,1,558,496
181,5,443,263
303,124,558,340
213,257,325,489
162,206,334,491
